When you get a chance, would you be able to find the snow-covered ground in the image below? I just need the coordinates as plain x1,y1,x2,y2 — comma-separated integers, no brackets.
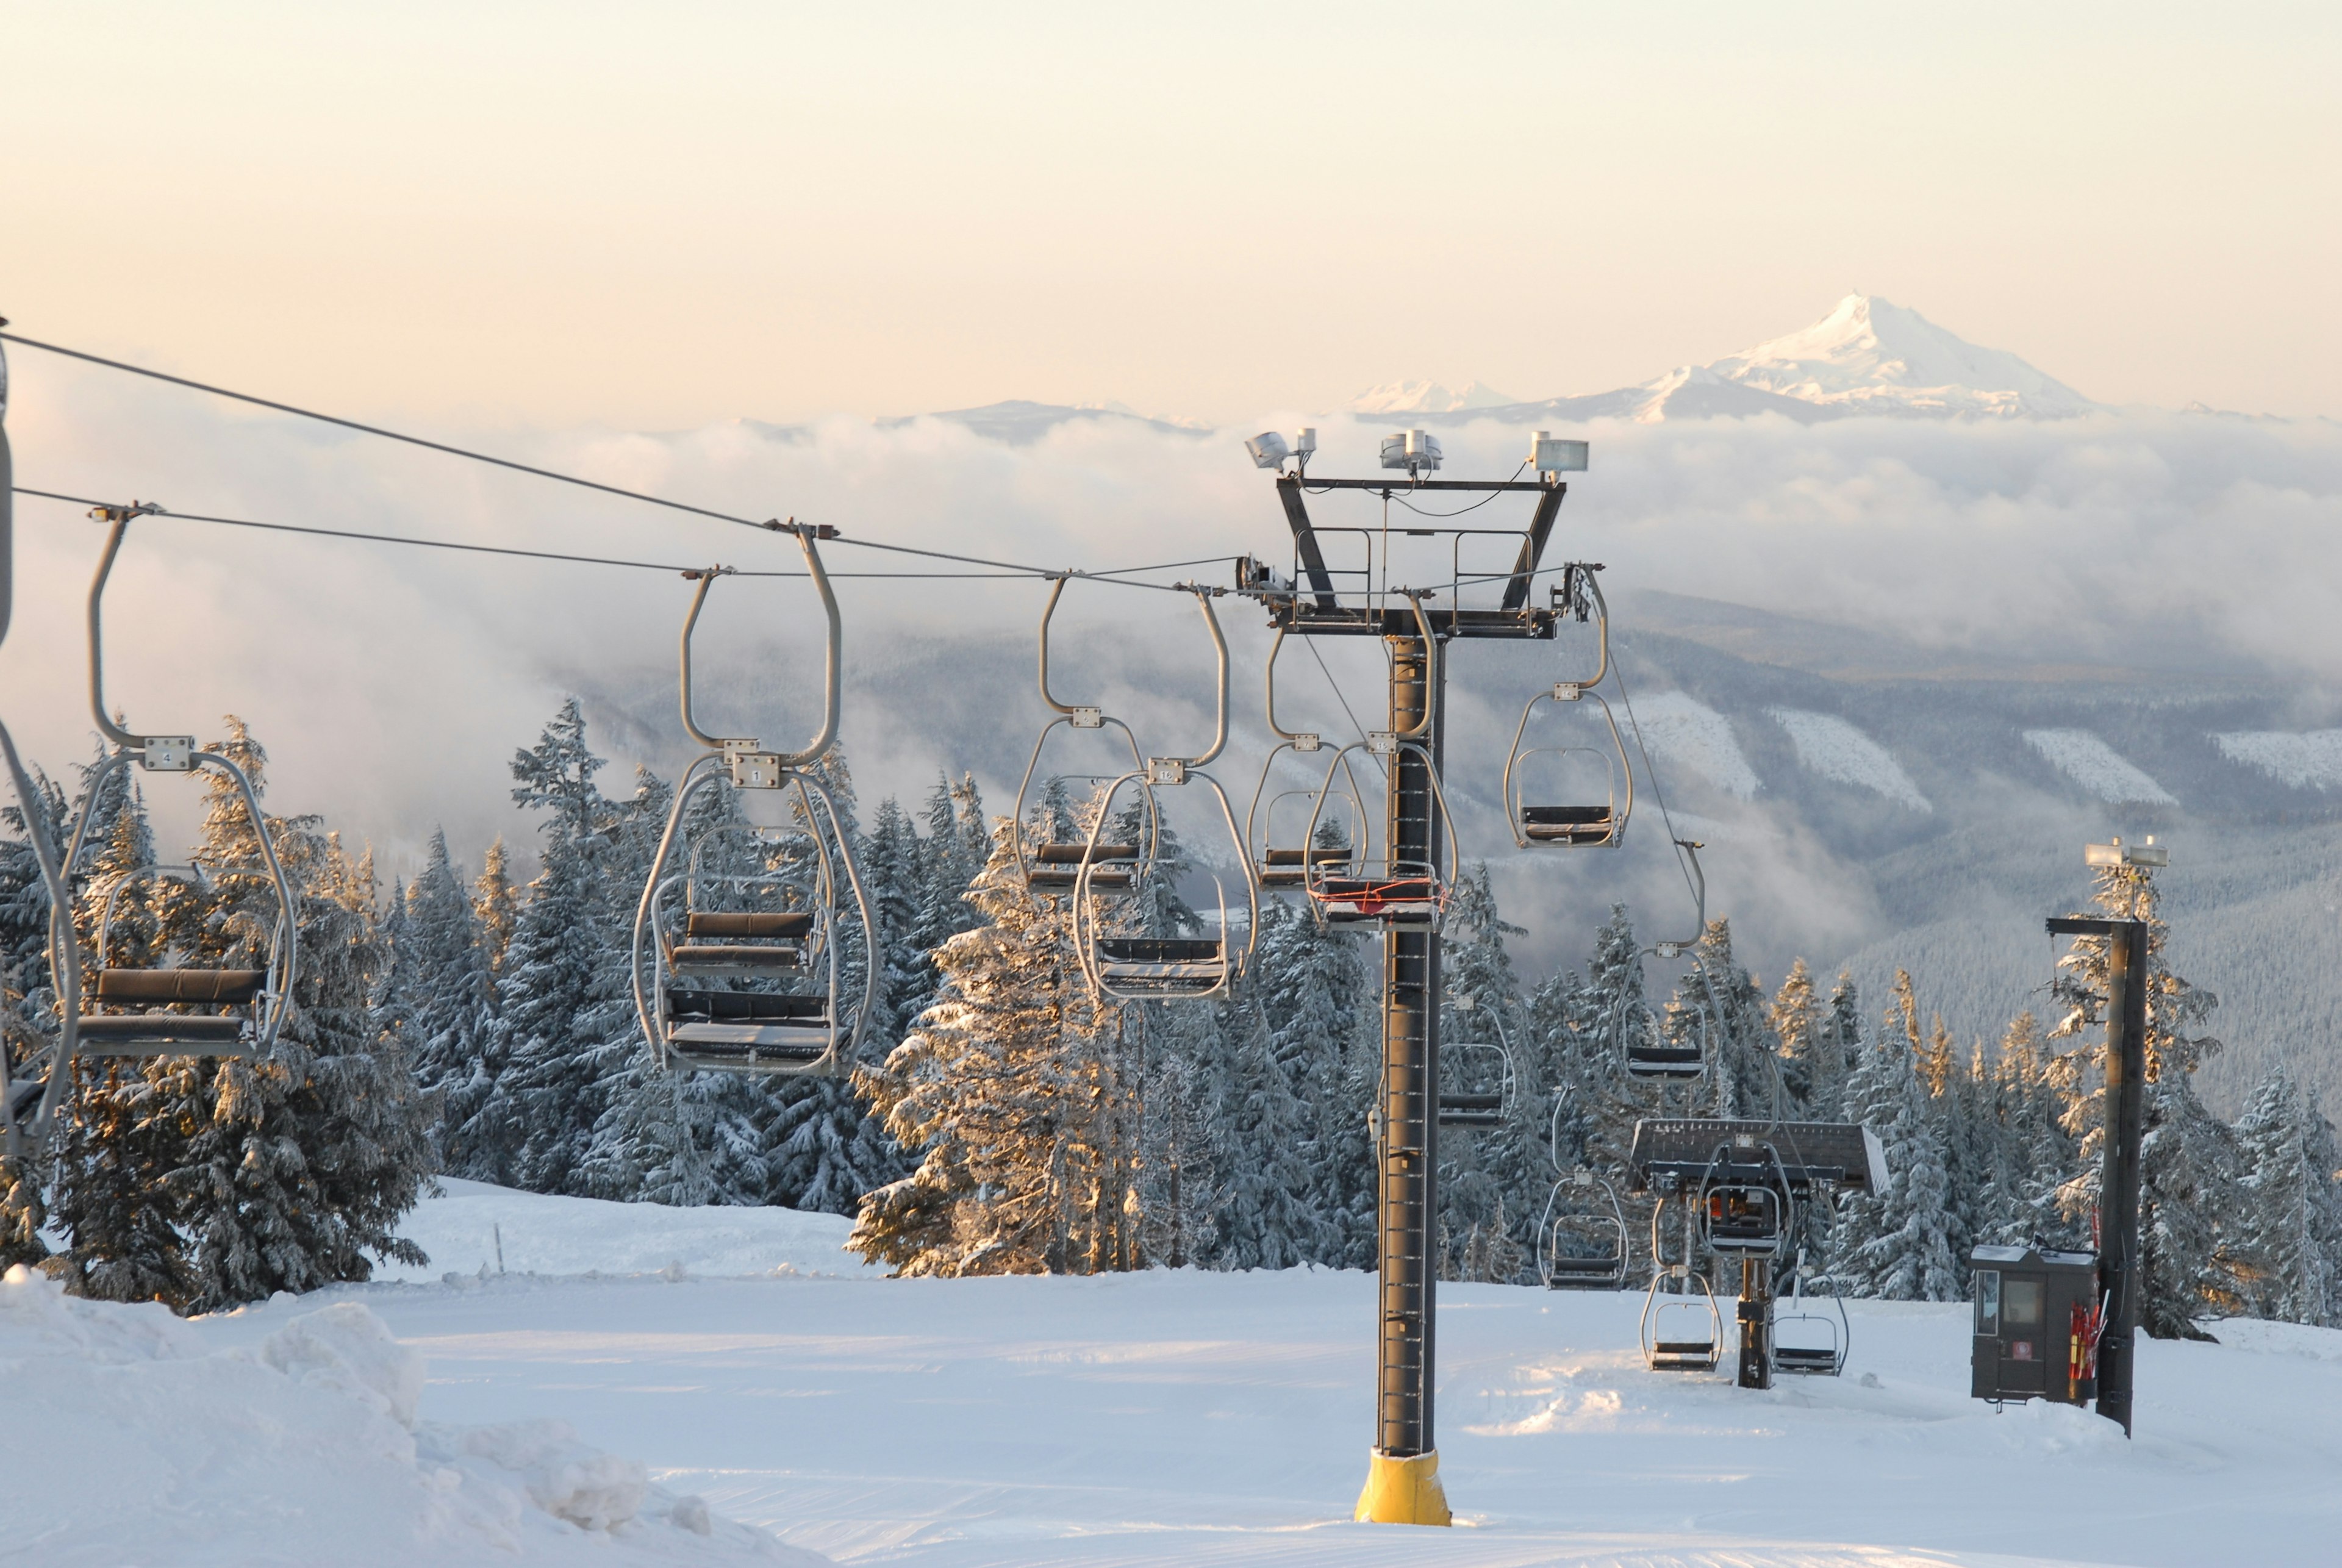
20,1182,2342,1567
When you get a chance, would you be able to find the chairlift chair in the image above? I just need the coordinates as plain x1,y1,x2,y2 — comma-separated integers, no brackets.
1694,1138,1797,1259
631,546,877,1077
1245,626,1363,892
1540,1169,1630,1291
1774,1250,1851,1376
1070,589,1261,1003
1620,840,1714,1081
1642,1261,1725,1373
1436,1000,1517,1131
48,506,299,1070
1504,565,1633,850
1012,578,1157,902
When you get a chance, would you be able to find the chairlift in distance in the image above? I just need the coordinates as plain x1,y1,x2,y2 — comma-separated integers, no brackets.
1774,1247,1851,1376
1070,588,1260,1003
1244,625,1366,892
49,504,299,1073
1297,596,1460,930
1436,994,1517,1131
1503,564,1633,850
1012,577,1156,903
1690,1131,1800,1262
630,545,876,1077
1641,1200,1725,1373
1541,1167,1630,1291
1620,839,1717,1081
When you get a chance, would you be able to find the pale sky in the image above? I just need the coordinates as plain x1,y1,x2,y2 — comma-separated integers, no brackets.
5,2,2338,425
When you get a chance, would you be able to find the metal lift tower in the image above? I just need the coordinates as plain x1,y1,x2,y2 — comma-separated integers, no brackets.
1243,434,1577,1525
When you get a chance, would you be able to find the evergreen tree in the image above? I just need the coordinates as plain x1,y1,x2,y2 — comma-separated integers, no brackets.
850,798,1131,1276
383,829,494,1171
2233,1064,2342,1328
1829,972,1958,1301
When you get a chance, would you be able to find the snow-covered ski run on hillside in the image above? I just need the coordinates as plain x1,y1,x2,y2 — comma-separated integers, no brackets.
10,1178,2336,1568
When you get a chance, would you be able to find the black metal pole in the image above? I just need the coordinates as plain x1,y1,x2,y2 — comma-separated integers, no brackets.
1736,1256,1774,1389
1377,629,1441,1459
2097,919,2147,1437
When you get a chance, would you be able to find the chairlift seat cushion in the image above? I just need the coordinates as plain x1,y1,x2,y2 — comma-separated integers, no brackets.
1520,806,1614,825
96,969,265,1005
1625,1045,1704,1078
1095,938,1224,964
686,911,814,940
1034,843,1141,864
669,944,803,972
1264,847,1350,867
666,990,829,1024
76,1013,251,1052
1774,1347,1840,1373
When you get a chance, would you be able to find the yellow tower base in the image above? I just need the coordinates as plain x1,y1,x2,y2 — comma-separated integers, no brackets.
1353,1448,1452,1526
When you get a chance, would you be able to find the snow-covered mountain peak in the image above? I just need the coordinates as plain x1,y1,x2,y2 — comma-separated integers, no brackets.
1702,293,2096,418
1347,379,1516,415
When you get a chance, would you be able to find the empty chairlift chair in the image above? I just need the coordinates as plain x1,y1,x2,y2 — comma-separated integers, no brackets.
1437,1003,1516,1131
1620,840,1716,1081
1246,627,1364,893
1641,1196,1725,1371
1070,588,1260,1004
1013,578,1157,906
1505,565,1633,851
1540,1169,1630,1291
52,504,299,1067
1772,1251,1850,1376
631,545,877,1078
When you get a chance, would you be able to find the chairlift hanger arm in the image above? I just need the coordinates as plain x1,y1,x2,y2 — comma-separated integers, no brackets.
674,531,843,768
85,503,165,750
1164,587,1229,768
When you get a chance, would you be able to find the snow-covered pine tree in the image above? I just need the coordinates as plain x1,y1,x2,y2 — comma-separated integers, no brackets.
0,757,73,1267
1204,906,1328,1271
2232,1064,2342,1328
1771,959,1822,1112
850,803,1122,1275
1669,918,1783,1122
482,701,646,1197
1828,971,1958,1301
1436,862,1536,1281
2046,854,2243,1339
383,829,494,1170
1248,886,1377,1269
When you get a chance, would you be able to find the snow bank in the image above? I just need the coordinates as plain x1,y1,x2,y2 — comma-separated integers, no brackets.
1769,708,1930,811
0,1265,816,1566
2022,728,2177,804
2212,728,2342,789
379,1177,878,1283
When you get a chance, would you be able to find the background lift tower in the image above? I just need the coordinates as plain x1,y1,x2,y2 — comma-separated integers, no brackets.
1242,430,1578,1525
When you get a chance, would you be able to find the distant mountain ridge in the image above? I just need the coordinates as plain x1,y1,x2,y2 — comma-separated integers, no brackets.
893,294,2104,437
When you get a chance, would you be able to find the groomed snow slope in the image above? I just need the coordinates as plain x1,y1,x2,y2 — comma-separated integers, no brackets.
79,1181,2333,1568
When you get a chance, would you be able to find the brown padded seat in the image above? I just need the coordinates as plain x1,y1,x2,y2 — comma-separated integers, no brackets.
1034,843,1140,864
666,989,829,1023
1263,847,1348,867
96,969,265,1005
1094,938,1223,964
77,1014,248,1049
670,944,801,970
685,911,812,940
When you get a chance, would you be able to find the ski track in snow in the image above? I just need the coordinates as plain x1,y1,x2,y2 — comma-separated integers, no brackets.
2021,729,2177,806
1767,711,1930,812
1626,693,1761,801
23,1182,2312,1568
2211,729,2342,790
